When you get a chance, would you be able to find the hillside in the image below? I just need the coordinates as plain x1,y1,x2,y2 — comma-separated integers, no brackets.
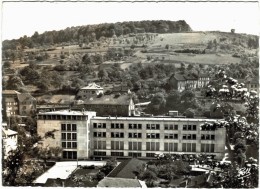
2,20,192,50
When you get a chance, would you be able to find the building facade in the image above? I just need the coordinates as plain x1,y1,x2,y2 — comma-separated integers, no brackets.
169,73,210,92
37,110,96,159
2,123,18,158
37,110,226,160
17,93,37,116
2,90,20,121
2,90,36,121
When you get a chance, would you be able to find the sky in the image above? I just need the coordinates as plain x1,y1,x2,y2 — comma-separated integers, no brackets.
1,1,259,40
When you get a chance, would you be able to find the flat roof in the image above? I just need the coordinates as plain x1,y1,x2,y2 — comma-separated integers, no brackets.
38,110,96,116
92,116,219,122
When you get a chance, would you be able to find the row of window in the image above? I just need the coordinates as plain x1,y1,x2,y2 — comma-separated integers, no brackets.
94,141,106,149
183,134,197,140
201,134,215,140
63,151,77,159
92,144,215,156
129,133,142,138
39,115,84,120
62,142,77,148
93,133,214,140
61,124,77,131
92,123,199,131
61,133,77,140
183,125,197,131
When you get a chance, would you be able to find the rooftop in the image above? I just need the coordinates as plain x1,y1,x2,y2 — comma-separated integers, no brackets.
97,177,143,188
93,116,219,122
80,83,103,90
17,93,36,102
80,94,132,105
2,128,18,137
2,90,20,95
38,110,96,116
107,158,146,179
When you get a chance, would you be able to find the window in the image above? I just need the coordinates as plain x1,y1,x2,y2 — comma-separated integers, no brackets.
183,134,196,140
93,151,106,156
111,141,124,150
67,124,71,131
61,124,66,131
183,125,187,130
146,142,160,151
146,133,160,139
111,132,124,138
62,142,66,148
164,143,178,151
147,124,160,130
129,142,142,150
111,152,124,156
146,153,155,157
93,132,106,138
201,144,214,152
128,133,142,138
129,152,141,157
72,142,77,148
164,124,169,130
182,143,196,152
94,141,106,149
67,133,71,140
72,133,77,140
62,133,66,140
174,125,178,130
111,123,124,129
165,134,178,139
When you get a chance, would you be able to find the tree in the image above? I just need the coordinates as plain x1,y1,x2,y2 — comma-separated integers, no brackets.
98,69,108,81
3,61,11,68
141,170,157,182
3,148,24,186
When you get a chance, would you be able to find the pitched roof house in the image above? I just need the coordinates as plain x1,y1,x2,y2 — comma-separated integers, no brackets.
169,73,210,92
73,94,135,116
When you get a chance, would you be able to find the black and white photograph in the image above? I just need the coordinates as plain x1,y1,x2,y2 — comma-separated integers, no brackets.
1,0,259,188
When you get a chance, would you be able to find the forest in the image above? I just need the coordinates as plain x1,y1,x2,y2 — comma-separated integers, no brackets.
2,20,192,50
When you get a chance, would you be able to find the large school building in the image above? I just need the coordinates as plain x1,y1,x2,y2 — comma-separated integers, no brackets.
37,110,226,160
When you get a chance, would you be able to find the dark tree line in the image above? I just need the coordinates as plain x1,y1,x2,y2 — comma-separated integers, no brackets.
3,20,192,50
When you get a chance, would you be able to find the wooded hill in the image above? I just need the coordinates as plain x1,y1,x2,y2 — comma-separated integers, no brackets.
3,20,192,50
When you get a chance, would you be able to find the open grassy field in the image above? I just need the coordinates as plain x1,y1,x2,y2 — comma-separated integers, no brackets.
146,53,240,65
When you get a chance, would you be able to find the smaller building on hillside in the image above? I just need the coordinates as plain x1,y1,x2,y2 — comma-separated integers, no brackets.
245,77,259,94
2,123,18,158
17,93,37,116
112,83,130,94
2,90,36,120
2,90,20,120
73,94,135,117
77,83,104,99
169,73,210,92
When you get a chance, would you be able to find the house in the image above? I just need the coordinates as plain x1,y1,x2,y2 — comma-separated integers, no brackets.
245,77,259,94
73,94,135,116
169,73,210,92
107,158,146,179
2,90,36,120
112,83,130,94
76,83,103,99
2,90,20,120
17,93,37,116
2,123,18,158
97,177,147,188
